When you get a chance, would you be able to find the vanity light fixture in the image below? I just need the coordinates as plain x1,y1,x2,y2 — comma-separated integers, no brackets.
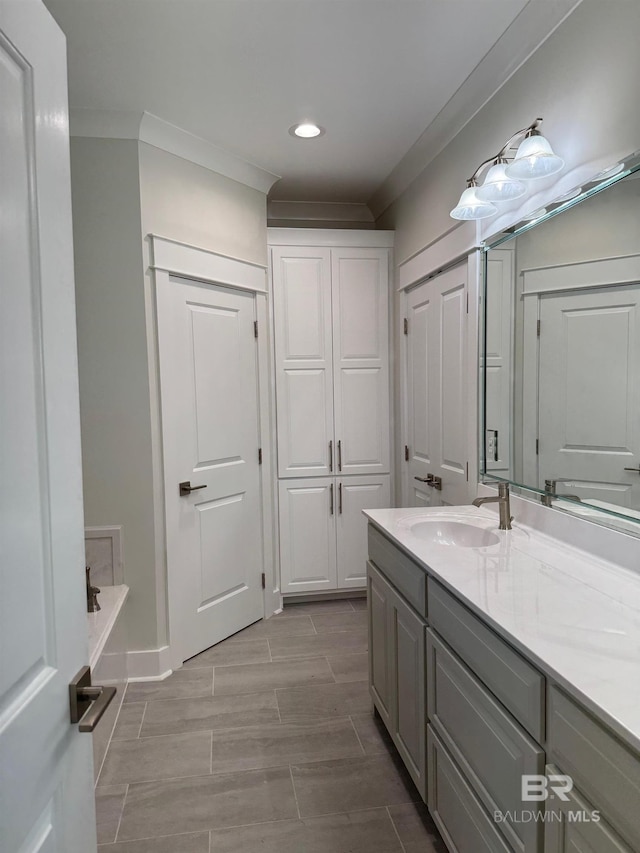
450,118,564,221
289,122,324,139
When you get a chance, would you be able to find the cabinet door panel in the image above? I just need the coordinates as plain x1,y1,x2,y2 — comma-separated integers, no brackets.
278,478,336,592
332,249,390,475
337,476,390,588
367,561,393,728
273,248,334,477
391,591,427,799
544,764,633,853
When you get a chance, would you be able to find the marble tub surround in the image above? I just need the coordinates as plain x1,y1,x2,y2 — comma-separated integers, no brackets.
85,526,124,587
364,505,640,754
95,599,447,851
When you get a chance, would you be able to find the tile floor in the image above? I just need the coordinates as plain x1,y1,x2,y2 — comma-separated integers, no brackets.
96,598,447,852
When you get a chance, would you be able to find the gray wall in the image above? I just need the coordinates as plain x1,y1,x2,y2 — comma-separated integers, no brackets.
71,138,268,653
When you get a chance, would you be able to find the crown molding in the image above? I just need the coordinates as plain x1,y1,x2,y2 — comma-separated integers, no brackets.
70,109,280,195
368,0,583,219
267,200,374,226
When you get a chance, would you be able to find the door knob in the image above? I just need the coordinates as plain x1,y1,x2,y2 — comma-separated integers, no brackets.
179,481,207,496
69,666,116,732
624,466,640,474
414,476,431,483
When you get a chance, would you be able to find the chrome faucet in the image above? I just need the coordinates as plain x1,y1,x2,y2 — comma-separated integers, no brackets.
472,482,513,530
541,479,583,508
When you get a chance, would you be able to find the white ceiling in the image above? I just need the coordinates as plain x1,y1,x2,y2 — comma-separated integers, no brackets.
45,0,546,204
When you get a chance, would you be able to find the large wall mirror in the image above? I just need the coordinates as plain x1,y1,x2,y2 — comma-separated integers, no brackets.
481,149,640,534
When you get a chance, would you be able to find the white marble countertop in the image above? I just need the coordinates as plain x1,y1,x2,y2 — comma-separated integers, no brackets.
88,584,129,670
364,505,640,754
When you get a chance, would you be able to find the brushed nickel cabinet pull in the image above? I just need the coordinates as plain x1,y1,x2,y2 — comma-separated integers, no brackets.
329,440,333,472
339,482,343,514
337,440,342,472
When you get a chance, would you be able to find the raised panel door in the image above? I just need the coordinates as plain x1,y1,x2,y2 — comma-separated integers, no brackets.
336,476,391,588
272,248,335,478
278,478,337,592
332,249,390,476
367,561,393,728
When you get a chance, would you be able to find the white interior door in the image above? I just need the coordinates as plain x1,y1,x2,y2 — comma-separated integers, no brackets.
337,475,391,588
278,478,337,593
157,276,264,663
332,249,390,476
0,3,97,851
405,265,469,507
538,283,640,509
406,283,435,506
484,250,513,476
272,247,335,478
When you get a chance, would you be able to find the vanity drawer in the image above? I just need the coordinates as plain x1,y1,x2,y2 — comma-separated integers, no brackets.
547,687,640,850
427,628,544,853
428,578,545,741
427,726,511,853
368,525,427,617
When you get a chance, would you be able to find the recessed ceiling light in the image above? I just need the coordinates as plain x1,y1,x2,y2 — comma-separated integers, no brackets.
289,122,324,139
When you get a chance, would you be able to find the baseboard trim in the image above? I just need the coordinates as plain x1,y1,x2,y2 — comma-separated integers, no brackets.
126,645,173,681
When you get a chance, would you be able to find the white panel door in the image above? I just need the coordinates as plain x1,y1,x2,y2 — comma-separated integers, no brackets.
405,265,469,506
0,4,96,852
278,478,337,592
272,247,335,478
538,284,640,509
332,249,390,476
406,284,435,506
484,250,513,476
337,475,391,588
157,277,263,663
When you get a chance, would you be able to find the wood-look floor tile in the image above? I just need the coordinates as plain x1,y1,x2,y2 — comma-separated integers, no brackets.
350,597,367,611
228,615,316,640
326,654,368,683
311,611,367,633
98,732,212,786
269,630,368,661
213,658,334,696
209,718,361,774
290,753,419,817
209,808,402,853
117,767,297,840
98,831,210,851
351,713,394,754
276,681,371,721
112,703,146,740
95,785,127,844
124,669,213,704
183,638,271,668
388,802,448,853
279,600,355,616
140,691,279,737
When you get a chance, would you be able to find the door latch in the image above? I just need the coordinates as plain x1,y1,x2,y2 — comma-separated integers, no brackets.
69,666,116,732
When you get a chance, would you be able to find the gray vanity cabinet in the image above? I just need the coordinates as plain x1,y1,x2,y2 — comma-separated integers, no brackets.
367,559,427,799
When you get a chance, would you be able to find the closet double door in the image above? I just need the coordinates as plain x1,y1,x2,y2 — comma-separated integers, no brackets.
272,242,391,593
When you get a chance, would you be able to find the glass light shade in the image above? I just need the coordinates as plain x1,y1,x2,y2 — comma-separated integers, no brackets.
505,134,564,180
475,162,526,201
450,186,497,220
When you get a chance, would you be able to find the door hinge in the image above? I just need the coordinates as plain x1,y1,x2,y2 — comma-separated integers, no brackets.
403,318,408,335
254,320,259,338
404,445,409,462
258,448,263,465
536,439,539,455
537,319,541,337
261,572,266,590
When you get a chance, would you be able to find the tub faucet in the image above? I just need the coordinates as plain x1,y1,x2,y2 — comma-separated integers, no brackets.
86,565,101,613
472,483,513,530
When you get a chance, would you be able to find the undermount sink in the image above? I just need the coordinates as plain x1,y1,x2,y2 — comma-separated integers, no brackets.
408,520,500,548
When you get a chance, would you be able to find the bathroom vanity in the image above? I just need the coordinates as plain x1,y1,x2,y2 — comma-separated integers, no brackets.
365,506,640,853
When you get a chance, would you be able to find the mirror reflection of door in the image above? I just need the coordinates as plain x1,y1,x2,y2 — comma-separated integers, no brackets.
536,279,640,512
